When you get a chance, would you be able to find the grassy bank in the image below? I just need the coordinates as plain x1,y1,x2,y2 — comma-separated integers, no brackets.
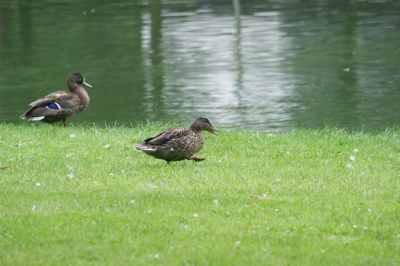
0,122,399,265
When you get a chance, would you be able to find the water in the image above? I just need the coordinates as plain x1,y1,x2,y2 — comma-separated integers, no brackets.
1,0,399,131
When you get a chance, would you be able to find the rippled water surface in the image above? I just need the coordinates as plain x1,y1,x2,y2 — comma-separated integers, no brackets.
1,0,399,131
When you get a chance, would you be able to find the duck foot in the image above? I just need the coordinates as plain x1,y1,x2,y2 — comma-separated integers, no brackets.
187,156,206,162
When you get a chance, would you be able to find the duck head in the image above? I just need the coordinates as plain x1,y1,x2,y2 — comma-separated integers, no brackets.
190,117,219,135
67,72,92,90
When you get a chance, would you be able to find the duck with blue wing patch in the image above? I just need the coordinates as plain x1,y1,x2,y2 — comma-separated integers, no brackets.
20,72,92,127
134,118,218,164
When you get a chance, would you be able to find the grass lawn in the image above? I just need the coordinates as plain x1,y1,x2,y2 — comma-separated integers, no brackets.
0,122,399,265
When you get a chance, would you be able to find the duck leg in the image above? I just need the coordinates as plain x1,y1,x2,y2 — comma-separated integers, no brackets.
63,120,67,127
187,156,206,162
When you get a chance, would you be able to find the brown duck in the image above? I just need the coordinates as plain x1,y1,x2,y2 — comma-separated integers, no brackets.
20,72,92,127
134,118,218,164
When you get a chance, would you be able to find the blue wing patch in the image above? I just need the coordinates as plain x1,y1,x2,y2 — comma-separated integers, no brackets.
46,102,61,109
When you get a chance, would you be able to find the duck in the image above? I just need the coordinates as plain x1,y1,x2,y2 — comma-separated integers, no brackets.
20,72,92,127
134,117,218,164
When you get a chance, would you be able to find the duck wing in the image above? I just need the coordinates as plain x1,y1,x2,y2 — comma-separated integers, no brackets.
30,91,77,109
145,128,191,145
21,92,77,119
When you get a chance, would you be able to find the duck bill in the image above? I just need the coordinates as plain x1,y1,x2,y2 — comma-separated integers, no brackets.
210,127,219,135
83,79,92,88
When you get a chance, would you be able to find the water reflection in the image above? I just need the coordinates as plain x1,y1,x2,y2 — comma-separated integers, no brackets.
0,0,399,131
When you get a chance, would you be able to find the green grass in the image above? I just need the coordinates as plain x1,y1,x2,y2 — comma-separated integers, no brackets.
0,122,399,265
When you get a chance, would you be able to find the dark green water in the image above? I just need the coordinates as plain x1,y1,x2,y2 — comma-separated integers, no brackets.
1,0,399,131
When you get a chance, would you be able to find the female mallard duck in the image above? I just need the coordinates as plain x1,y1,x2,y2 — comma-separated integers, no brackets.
20,72,92,127
134,118,218,164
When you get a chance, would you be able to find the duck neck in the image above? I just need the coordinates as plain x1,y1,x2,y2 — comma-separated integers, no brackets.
74,86,89,99
189,123,202,133
67,79,79,92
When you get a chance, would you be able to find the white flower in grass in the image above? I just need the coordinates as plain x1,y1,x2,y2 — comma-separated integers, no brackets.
68,173,74,179
213,199,219,205
235,241,240,246
105,144,111,149
147,182,157,188
354,148,358,153
36,182,41,186
353,225,357,228
66,153,74,157
350,155,355,161
69,134,76,138
193,214,198,217
32,205,37,211
346,164,353,169
154,254,159,259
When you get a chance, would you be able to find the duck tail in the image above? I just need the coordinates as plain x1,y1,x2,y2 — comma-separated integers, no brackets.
133,145,142,151
20,106,45,121
21,116,45,121
134,143,156,152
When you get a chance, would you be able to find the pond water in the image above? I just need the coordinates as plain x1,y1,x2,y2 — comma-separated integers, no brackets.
1,0,399,131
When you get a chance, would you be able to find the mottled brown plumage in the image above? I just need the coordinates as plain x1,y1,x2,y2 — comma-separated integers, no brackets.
134,118,218,164
20,72,92,127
